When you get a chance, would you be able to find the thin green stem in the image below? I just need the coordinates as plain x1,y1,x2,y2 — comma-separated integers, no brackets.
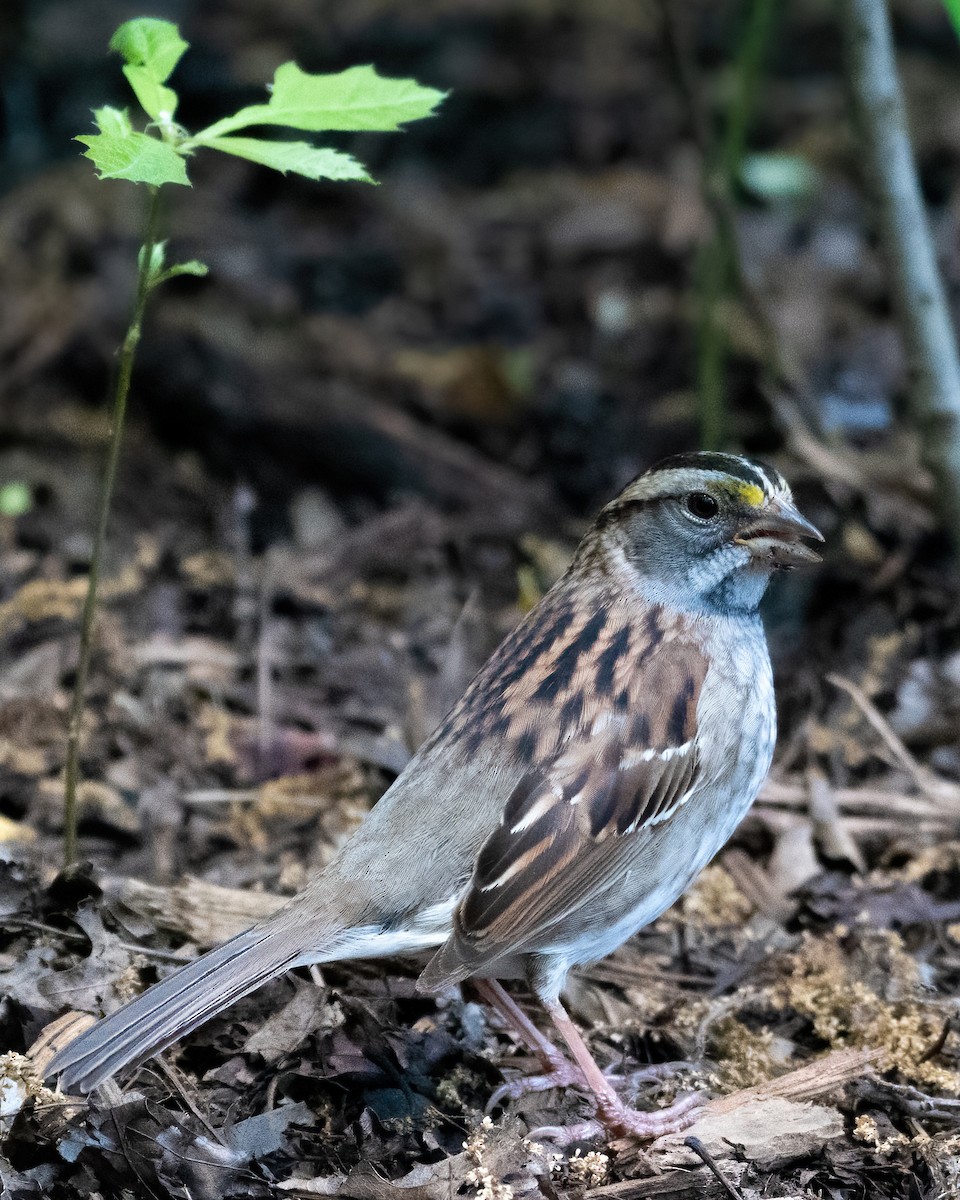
62,186,162,865
723,0,776,181
696,236,730,450
696,0,776,449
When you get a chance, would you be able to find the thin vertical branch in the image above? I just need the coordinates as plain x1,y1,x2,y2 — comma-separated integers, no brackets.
62,187,162,864
840,0,960,549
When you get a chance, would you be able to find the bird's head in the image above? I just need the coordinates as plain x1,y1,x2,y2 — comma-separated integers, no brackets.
583,452,823,615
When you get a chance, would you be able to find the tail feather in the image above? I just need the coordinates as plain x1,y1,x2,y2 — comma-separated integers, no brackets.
47,925,303,1093
419,937,472,992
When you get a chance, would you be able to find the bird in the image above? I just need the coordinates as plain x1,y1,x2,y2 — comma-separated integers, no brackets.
47,451,823,1141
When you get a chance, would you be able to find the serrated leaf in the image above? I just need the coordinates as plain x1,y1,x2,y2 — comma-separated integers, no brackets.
76,127,190,187
109,18,188,82
193,63,446,140
123,64,178,121
203,136,375,182
92,106,133,138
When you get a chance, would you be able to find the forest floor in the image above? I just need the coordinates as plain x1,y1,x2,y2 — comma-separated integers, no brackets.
2,2,960,1197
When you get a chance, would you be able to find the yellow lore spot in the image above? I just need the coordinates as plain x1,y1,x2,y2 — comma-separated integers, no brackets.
732,482,765,507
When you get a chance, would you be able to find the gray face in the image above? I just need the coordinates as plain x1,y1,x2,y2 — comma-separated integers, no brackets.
600,456,821,617
619,496,765,615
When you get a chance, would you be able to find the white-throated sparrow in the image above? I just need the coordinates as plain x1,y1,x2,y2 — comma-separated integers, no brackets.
48,452,822,1141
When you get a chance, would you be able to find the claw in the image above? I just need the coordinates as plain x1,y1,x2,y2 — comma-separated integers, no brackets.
602,1060,698,1093
486,1062,588,1113
527,1119,606,1146
488,1058,703,1130
529,1091,704,1147
477,984,705,1146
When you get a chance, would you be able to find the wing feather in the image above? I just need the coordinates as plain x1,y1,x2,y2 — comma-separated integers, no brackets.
420,623,710,987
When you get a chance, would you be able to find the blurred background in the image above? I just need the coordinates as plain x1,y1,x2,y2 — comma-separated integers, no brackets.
2,3,960,1191
2,0,960,903
3,0,960,874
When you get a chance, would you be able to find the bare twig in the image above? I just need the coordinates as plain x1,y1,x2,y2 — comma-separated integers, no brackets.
917,1018,952,1065
856,1076,960,1121
805,765,867,872
257,546,278,766
759,778,954,820
826,673,960,807
839,0,960,549
103,875,283,947
154,1059,228,1146
683,1137,746,1200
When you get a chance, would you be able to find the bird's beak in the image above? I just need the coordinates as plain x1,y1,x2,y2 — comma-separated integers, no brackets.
734,497,824,567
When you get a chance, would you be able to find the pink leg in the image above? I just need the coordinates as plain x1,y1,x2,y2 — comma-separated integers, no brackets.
535,996,704,1144
475,979,570,1071
474,979,588,1109
475,981,702,1139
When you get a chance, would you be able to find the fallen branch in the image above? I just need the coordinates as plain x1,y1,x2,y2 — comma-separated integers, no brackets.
704,1046,881,1115
758,777,960,823
104,875,283,948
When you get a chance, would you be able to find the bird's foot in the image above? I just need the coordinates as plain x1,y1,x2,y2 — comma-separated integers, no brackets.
486,1059,587,1112
529,1090,704,1147
488,1059,696,1116
603,1060,697,1094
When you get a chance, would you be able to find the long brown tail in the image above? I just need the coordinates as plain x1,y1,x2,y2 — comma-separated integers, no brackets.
47,924,309,1092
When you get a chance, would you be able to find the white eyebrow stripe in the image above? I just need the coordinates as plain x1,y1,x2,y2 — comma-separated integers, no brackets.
752,462,773,492
751,463,776,496
745,458,789,499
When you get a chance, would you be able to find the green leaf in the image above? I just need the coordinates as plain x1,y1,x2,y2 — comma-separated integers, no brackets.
0,483,32,518
123,64,178,122
203,136,375,182
77,109,190,186
192,63,446,140
109,18,188,82
154,260,209,286
166,260,208,278
91,105,133,137
110,18,186,120
943,0,960,41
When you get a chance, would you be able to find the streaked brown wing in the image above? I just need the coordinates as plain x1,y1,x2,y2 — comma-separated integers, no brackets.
422,630,709,985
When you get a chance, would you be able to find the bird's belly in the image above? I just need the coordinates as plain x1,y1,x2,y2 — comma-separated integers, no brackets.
536,789,757,969
537,790,750,969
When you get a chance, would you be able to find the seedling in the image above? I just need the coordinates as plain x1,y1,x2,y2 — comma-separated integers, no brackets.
63,17,446,863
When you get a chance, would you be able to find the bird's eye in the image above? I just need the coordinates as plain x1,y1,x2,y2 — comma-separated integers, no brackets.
685,491,720,520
